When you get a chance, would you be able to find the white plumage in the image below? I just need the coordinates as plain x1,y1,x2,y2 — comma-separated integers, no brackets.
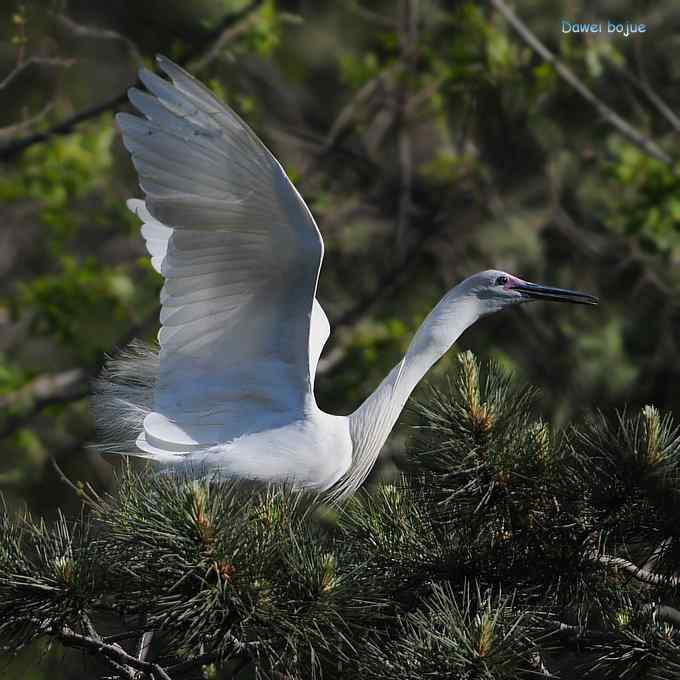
95,56,597,501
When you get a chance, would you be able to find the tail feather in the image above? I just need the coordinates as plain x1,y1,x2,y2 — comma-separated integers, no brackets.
91,340,159,455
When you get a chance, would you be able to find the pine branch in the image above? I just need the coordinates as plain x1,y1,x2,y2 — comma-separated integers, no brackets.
3,356,680,678
165,652,221,675
103,630,150,644
591,551,680,587
547,621,618,643
137,629,154,662
54,625,172,680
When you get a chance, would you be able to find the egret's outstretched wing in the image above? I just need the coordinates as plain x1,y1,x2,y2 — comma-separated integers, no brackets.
133,201,331,383
118,56,326,454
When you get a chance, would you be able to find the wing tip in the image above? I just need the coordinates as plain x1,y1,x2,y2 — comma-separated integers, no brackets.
139,66,169,90
128,86,146,103
156,54,181,78
126,198,144,214
137,66,156,86
125,87,145,113
115,110,133,128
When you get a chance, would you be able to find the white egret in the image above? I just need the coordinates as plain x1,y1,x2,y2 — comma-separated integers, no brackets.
95,56,598,501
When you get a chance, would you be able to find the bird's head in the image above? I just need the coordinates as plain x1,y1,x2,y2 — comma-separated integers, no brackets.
458,269,599,316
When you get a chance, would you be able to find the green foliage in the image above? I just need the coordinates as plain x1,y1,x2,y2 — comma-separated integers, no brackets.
339,51,382,89
2,357,680,678
572,317,639,398
345,356,680,678
485,14,527,80
239,0,281,57
412,352,542,471
587,625,680,679
10,4,28,47
419,149,482,188
0,505,95,649
326,315,413,407
360,583,539,680
600,140,680,256
0,121,114,247
25,469,381,678
0,354,28,395
568,405,680,574
10,429,47,473
4,0,680,676
12,256,139,363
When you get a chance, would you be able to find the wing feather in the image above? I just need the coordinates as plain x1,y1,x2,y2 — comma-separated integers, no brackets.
120,57,330,455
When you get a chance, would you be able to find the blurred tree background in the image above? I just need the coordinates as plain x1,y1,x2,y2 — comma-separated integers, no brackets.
1,0,679,676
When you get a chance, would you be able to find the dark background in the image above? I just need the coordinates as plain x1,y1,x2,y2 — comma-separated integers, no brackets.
1,1,680,676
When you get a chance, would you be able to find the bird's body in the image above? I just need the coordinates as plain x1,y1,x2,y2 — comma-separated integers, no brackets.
173,409,353,494
95,57,597,501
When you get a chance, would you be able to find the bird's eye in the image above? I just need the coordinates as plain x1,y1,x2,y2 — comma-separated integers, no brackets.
495,276,508,286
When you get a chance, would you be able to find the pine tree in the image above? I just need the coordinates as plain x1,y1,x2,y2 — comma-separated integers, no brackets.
1,352,679,679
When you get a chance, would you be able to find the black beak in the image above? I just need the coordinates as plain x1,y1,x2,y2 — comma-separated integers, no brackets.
510,281,599,306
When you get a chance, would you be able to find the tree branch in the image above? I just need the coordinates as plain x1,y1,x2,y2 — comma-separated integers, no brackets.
0,368,88,440
165,652,220,675
0,89,130,162
341,0,395,28
0,56,75,91
547,621,618,643
317,215,446,375
590,551,680,587
55,625,173,680
50,13,142,63
632,40,680,134
489,0,673,167
395,0,418,250
298,62,402,185
83,613,138,679
137,629,154,662
187,7,262,72
0,102,54,140
103,630,149,645
643,603,680,627
531,651,556,678
164,639,255,676
0,308,159,440
0,0,264,163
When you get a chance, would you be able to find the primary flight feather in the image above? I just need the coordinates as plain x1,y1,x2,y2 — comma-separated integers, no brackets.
96,56,598,501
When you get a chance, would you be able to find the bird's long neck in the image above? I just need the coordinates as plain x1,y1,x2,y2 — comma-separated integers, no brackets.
330,290,479,500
